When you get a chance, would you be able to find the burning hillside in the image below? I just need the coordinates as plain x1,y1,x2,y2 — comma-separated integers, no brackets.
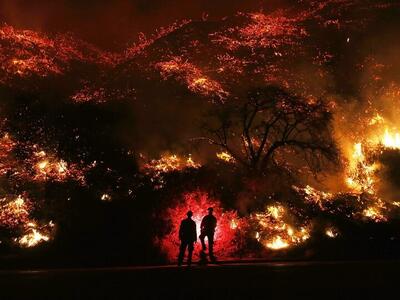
0,25,115,82
0,0,400,265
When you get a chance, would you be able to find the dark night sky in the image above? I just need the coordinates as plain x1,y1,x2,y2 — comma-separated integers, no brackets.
0,0,293,50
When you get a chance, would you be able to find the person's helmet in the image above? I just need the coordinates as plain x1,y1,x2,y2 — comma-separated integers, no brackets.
207,207,213,213
187,210,193,217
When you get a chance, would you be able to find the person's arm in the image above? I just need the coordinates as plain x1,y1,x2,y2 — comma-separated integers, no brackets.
200,217,205,230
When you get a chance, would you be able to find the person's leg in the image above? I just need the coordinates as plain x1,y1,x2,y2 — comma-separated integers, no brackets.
178,242,187,266
208,234,215,260
199,232,206,251
187,242,194,266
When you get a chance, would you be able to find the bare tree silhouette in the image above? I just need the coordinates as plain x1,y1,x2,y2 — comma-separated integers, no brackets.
203,86,337,174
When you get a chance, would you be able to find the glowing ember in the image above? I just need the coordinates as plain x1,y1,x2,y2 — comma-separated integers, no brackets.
0,195,31,228
325,228,339,238
101,193,112,202
18,226,50,248
125,20,190,58
230,219,238,230
155,57,228,101
0,194,53,248
142,154,201,188
30,150,85,183
216,152,236,163
294,185,333,210
143,154,200,174
0,25,115,83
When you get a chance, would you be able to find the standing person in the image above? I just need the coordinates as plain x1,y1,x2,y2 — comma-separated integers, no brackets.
199,207,217,262
178,211,197,266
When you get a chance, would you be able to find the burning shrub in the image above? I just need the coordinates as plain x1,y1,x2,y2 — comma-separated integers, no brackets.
250,204,311,251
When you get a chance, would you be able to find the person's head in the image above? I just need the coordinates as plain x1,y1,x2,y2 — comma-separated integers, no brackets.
207,207,213,215
186,210,193,218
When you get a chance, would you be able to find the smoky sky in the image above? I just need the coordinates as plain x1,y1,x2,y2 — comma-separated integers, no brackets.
0,0,293,50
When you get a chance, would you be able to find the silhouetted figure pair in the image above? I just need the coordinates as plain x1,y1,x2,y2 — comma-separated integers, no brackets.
178,208,217,266
178,211,197,266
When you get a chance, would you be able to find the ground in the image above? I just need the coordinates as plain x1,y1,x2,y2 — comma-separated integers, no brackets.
1,260,399,299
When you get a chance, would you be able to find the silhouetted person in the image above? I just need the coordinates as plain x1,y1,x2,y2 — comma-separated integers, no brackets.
199,207,217,262
178,211,197,266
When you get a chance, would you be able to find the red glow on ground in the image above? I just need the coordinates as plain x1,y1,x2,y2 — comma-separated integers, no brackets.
157,190,241,262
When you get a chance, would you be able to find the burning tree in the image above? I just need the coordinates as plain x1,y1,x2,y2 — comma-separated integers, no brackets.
203,86,337,174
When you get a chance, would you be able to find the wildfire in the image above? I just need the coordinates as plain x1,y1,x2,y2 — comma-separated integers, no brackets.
252,205,310,251
266,236,289,250
125,20,190,58
142,154,201,189
345,143,377,194
0,195,54,247
216,152,236,163
0,132,87,184
101,193,112,202
143,154,200,174
362,207,387,222
325,227,339,238
0,25,115,83
155,57,228,101
17,222,51,248
31,150,85,183
295,185,333,210
369,114,384,125
2,0,400,260
0,195,31,228
230,219,238,229
381,129,400,149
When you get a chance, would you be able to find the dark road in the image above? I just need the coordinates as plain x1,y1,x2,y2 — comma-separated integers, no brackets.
1,260,398,299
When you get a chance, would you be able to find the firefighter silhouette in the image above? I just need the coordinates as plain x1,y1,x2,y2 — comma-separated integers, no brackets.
199,207,217,262
177,211,197,266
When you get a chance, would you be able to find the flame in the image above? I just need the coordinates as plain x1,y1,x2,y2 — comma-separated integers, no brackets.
230,219,238,229
31,150,85,183
142,154,201,188
155,57,228,101
0,195,31,228
216,152,236,163
101,193,112,201
369,114,384,125
252,205,310,251
0,195,53,247
363,207,387,222
295,185,333,210
143,154,200,174
18,227,50,248
325,228,339,238
0,25,115,82
381,128,400,149
266,236,289,250
345,143,378,194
